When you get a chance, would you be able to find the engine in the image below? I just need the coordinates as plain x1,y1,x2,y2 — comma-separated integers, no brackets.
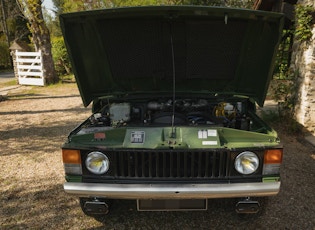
86,97,253,131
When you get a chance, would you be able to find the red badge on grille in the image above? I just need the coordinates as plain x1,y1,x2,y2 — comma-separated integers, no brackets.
94,132,106,139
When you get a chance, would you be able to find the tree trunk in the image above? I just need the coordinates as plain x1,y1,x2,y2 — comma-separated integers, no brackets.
25,0,58,84
0,0,10,48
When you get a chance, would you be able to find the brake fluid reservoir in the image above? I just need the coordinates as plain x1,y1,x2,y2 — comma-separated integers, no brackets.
109,103,131,122
224,103,234,115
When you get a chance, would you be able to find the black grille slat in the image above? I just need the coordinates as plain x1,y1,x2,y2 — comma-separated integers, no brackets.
135,153,139,177
113,150,229,179
127,152,131,177
226,152,231,177
155,152,159,177
177,152,180,177
219,151,225,178
120,152,125,177
163,152,166,177
212,152,217,178
198,152,202,177
184,152,188,177
205,153,210,177
141,153,145,177
149,153,152,178
190,153,195,177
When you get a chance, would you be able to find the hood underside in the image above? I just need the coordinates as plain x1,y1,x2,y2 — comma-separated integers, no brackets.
60,6,284,107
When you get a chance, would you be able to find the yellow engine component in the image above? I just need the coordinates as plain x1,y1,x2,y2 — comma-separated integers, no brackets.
213,102,236,119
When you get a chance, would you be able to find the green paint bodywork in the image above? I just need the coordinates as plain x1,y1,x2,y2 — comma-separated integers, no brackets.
60,6,284,107
65,175,82,182
263,177,280,183
66,126,279,150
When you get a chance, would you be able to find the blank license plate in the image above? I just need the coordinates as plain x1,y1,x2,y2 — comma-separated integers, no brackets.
137,199,208,211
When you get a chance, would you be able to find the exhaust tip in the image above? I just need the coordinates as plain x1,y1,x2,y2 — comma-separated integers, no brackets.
81,199,110,216
235,200,260,214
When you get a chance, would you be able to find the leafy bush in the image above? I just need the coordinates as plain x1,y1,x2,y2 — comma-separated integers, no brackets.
51,36,71,76
0,41,11,69
267,69,302,134
295,4,313,42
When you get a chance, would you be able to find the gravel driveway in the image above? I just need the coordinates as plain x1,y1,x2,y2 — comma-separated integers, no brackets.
0,84,315,229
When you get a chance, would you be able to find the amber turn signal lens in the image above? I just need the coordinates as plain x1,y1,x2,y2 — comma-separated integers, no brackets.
62,149,81,164
264,149,283,164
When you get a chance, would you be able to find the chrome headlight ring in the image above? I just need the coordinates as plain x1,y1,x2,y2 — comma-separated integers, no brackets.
85,151,110,175
234,151,259,175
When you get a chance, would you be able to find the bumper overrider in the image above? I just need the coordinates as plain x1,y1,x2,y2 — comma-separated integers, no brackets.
64,182,280,199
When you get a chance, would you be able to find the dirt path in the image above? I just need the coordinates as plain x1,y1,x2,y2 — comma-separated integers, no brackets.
1,84,315,229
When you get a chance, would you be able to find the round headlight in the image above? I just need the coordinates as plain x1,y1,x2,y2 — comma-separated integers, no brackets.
85,151,109,174
234,151,259,175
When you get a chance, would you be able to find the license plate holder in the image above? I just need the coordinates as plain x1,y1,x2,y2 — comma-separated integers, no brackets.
137,199,208,211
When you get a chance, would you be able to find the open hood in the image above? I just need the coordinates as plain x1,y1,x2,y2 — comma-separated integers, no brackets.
60,6,284,107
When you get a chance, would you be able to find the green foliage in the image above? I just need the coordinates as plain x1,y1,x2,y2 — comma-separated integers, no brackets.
273,30,293,80
106,0,254,8
0,0,30,70
269,68,299,132
295,4,313,42
43,7,61,37
262,67,303,135
51,36,71,76
0,40,11,69
274,74,296,106
57,0,255,13
270,28,297,123
218,0,254,8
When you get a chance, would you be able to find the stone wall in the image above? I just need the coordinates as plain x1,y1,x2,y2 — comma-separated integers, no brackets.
291,0,315,133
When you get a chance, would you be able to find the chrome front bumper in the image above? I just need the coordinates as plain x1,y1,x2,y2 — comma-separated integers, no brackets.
64,182,280,199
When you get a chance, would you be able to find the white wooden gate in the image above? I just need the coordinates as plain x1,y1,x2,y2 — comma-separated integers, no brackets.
16,50,45,86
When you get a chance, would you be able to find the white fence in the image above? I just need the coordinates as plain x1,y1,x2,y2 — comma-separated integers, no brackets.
16,50,45,86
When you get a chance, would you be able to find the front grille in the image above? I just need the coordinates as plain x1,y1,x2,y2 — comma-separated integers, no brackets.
110,150,230,179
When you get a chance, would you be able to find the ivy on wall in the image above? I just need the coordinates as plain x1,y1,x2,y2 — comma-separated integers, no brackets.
295,4,314,42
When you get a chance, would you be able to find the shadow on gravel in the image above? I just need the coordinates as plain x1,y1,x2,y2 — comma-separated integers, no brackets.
6,94,80,101
1,182,81,229
0,121,81,156
0,107,87,115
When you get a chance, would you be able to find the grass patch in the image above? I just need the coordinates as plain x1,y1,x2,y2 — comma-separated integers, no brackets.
0,79,17,88
43,82,78,94
60,74,75,83
2,81,79,100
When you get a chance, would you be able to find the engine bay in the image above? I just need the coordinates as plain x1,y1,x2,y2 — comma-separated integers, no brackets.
73,96,269,134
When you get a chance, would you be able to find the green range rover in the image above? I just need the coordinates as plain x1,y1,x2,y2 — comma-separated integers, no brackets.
60,6,284,221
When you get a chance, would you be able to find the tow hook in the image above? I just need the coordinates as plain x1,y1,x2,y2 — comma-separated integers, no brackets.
81,198,110,216
235,197,260,214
